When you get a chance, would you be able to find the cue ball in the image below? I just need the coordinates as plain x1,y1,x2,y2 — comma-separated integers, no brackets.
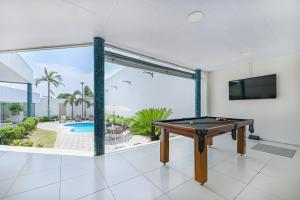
189,121,193,124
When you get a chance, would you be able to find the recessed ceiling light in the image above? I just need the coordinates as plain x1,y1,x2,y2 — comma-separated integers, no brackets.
187,11,205,23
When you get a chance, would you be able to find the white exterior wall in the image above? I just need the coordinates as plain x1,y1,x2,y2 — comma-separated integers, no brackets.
105,67,206,118
34,97,62,117
0,85,40,103
65,102,93,118
34,97,93,118
207,53,300,145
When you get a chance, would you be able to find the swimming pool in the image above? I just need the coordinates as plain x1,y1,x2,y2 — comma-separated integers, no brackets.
64,123,94,133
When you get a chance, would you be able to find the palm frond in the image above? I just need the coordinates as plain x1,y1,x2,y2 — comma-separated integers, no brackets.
73,90,82,96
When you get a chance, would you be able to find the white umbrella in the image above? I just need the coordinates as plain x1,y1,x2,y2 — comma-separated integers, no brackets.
105,105,130,113
105,105,130,125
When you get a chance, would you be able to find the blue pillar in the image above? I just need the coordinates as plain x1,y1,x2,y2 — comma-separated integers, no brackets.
94,37,105,155
195,69,201,117
27,83,33,117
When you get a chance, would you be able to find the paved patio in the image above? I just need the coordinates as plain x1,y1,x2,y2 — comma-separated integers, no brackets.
0,135,299,200
37,122,151,153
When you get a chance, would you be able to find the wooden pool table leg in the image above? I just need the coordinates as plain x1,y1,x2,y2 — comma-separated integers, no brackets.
237,126,246,155
207,137,213,146
160,128,169,164
194,134,207,184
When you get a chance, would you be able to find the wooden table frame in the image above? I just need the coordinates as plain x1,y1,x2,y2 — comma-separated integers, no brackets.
153,117,253,184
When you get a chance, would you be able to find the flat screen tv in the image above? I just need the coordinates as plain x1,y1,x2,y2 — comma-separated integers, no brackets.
229,74,276,100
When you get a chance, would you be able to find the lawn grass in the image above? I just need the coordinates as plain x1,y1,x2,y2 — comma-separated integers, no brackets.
28,128,57,148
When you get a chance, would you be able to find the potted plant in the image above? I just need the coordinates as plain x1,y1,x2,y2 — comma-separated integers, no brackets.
9,103,24,123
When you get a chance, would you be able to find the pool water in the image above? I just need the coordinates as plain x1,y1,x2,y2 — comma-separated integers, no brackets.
64,123,94,133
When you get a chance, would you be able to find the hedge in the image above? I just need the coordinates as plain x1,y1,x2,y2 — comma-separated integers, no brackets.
19,117,38,132
0,117,39,144
0,126,25,144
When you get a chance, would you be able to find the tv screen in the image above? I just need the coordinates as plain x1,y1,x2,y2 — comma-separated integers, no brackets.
229,74,276,100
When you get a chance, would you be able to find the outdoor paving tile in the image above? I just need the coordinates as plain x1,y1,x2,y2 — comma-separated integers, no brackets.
144,166,189,193
169,157,194,178
0,152,31,164
126,152,161,173
167,179,225,200
7,168,60,196
110,176,163,200
60,170,107,200
0,178,14,199
61,155,94,166
236,186,282,200
202,169,246,200
249,172,300,200
0,163,24,181
21,154,61,175
212,158,259,184
77,188,115,200
156,195,173,200
95,154,140,186
225,154,270,172
61,161,98,181
4,183,59,200
259,162,300,185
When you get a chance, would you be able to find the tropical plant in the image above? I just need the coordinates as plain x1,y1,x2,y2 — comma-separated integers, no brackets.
74,85,94,118
129,108,173,137
3,118,12,123
57,93,73,99
63,92,77,119
35,67,64,118
105,114,132,126
8,103,23,115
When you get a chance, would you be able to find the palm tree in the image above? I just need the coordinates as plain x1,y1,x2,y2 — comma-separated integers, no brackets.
74,85,94,119
63,93,77,119
35,67,64,118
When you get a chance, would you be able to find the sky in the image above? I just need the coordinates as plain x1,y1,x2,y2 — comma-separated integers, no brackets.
16,46,122,97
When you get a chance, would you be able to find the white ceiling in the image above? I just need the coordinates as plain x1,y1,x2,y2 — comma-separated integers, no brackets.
0,0,299,71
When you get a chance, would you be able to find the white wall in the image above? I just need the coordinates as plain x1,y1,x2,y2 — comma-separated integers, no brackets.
105,67,194,117
34,97,93,118
0,85,40,103
207,53,300,145
105,67,207,118
34,97,62,117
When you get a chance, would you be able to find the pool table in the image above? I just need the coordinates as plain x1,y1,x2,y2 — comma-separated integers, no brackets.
152,116,254,184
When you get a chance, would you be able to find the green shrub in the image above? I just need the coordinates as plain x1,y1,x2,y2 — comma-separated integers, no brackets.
105,114,128,126
18,117,38,133
11,139,22,146
38,116,57,122
22,116,28,122
0,117,38,145
8,103,23,115
129,108,173,136
50,115,58,120
36,143,44,148
11,139,33,147
3,118,12,123
38,116,50,122
0,126,26,144
20,140,33,147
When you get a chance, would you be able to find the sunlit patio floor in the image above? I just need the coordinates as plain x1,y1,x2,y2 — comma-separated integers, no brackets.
37,122,151,153
0,135,300,200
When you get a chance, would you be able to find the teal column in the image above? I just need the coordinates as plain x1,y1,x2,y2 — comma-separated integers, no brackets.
94,37,105,155
195,69,201,117
27,83,33,117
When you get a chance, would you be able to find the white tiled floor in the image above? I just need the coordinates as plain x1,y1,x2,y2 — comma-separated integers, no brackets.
0,134,300,200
